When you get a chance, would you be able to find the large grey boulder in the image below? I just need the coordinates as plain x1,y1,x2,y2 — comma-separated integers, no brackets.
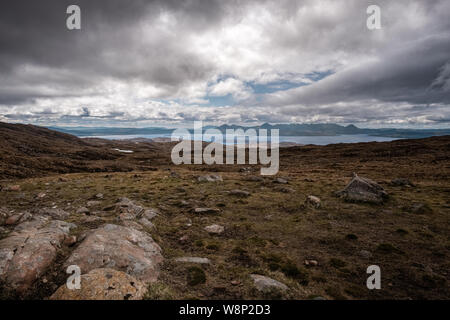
64,224,163,284
336,173,388,204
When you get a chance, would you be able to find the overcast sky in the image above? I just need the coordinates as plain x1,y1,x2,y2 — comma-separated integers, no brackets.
0,0,449,128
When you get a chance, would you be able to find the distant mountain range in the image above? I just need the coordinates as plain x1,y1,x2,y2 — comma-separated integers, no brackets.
49,123,450,139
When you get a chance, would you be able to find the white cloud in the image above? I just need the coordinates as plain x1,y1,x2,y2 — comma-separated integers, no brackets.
208,78,252,101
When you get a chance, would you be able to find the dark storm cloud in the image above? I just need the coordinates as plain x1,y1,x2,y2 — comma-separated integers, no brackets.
267,34,450,107
0,0,240,103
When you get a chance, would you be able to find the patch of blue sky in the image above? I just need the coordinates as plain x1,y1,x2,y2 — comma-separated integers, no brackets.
200,70,335,106
248,80,307,94
206,94,235,107
305,70,334,81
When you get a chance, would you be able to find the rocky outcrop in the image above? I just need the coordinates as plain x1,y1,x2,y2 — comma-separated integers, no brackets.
50,268,147,300
64,224,163,284
115,197,158,221
336,173,388,204
0,217,76,294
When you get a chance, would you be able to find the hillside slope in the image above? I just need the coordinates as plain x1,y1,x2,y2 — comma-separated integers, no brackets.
0,122,127,179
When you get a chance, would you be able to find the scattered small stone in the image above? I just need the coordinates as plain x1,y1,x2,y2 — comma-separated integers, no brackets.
76,207,90,215
359,250,372,258
176,200,190,208
179,235,189,244
250,274,288,293
304,259,318,266
86,201,101,207
194,208,220,214
391,178,415,187
36,192,46,199
247,176,264,182
276,187,295,193
95,193,104,199
229,189,251,197
305,195,321,208
231,280,241,286
204,224,225,234
273,178,288,184
175,257,211,264
7,185,21,191
197,174,223,182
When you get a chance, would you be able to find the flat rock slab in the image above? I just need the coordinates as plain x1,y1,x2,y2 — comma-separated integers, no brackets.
0,218,75,294
64,224,163,284
175,257,211,264
250,274,288,293
336,173,388,204
50,268,146,300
